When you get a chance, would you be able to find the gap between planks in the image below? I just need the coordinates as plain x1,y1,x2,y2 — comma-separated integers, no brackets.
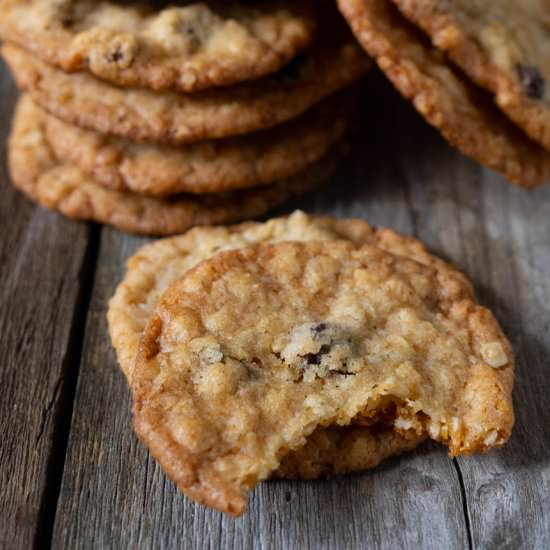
452,459,473,550
32,225,102,550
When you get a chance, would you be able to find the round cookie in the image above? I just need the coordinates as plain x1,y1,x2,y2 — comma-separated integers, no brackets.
336,0,550,187
108,210,469,383
0,0,316,92
132,240,514,515
392,0,550,153
8,96,336,236
1,35,370,145
43,91,355,196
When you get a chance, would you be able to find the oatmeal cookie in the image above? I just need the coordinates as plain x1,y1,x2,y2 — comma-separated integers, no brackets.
1,35,370,144
133,240,514,515
43,91,354,196
336,0,550,187
8,96,336,235
0,0,315,92
392,0,550,152
109,211,433,482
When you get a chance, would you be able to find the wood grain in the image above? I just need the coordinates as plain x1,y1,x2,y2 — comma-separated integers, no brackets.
0,62,94,548
51,78,470,549
454,176,550,549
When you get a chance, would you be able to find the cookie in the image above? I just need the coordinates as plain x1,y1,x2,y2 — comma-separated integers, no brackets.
132,240,514,515
392,0,550,152
0,0,315,92
43,91,354,196
8,96,336,236
108,210,468,383
108,211,433,482
1,35,370,145
336,0,550,187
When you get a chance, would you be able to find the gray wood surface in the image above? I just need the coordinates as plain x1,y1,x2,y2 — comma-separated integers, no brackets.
0,64,94,548
1,63,550,549
454,181,550,549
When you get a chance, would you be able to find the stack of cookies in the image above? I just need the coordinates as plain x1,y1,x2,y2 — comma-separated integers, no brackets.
0,1,370,235
337,0,550,187
108,211,514,516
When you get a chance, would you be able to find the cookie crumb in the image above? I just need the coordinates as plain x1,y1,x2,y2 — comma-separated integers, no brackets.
483,430,498,447
199,347,224,365
481,342,508,368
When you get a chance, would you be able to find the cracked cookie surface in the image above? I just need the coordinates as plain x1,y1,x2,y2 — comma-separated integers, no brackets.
337,0,550,187
43,91,354,196
1,33,369,144
9,96,334,235
392,0,550,153
132,240,514,515
0,0,315,92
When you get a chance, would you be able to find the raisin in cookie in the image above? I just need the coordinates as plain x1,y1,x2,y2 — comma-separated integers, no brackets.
43,91,355,196
337,0,550,187
1,33,369,144
8,96,336,235
392,0,550,152
132,240,514,515
0,0,315,92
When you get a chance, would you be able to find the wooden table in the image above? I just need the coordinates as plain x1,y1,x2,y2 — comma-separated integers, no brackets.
1,56,550,550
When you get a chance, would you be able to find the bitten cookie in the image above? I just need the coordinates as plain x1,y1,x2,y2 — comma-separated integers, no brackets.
132,240,514,515
8,96,337,236
110,211,440,484
337,0,550,187
0,0,316,92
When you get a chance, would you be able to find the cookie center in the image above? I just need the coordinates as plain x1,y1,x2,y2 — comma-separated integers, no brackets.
278,322,359,381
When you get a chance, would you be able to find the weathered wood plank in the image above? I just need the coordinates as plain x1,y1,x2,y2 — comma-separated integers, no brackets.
52,78,469,549
454,177,550,549
379,95,550,548
0,62,95,548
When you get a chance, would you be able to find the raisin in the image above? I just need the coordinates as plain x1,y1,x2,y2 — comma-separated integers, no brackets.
311,322,328,335
301,344,331,366
177,22,202,52
517,64,545,100
59,15,75,27
107,49,124,63
183,25,198,39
